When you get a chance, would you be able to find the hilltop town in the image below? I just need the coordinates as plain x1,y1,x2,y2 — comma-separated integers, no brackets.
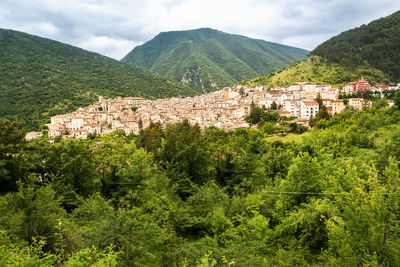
26,79,400,141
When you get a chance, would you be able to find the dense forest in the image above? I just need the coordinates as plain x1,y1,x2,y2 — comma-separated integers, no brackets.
0,29,196,130
311,11,400,80
2,94,400,265
242,11,400,89
122,28,308,93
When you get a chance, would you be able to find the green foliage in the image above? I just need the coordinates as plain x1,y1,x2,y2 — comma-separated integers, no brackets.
311,11,400,80
64,245,119,266
158,120,214,197
278,152,325,210
245,102,280,126
241,56,392,89
0,120,26,193
45,139,100,209
0,29,196,130
270,101,278,110
288,122,308,134
0,183,67,250
2,101,400,265
137,122,165,155
309,105,331,128
0,235,58,266
122,28,308,93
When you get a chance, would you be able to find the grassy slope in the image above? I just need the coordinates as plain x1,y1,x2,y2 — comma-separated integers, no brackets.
241,56,391,89
242,12,400,89
311,10,400,80
0,29,196,130
122,28,308,93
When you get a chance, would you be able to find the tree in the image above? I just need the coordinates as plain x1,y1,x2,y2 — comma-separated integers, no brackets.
138,122,164,156
159,120,213,196
45,139,100,210
316,93,323,108
0,120,27,193
309,105,331,128
246,101,263,125
72,194,165,266
0,184,67,250
372,98,388,109
326,164,395,265
289,122,307,134
261,122,276,134
262,110,280,123
393,90,400,109
65,246,119,266
239,88,246,97
278,152,324,211
271,101,278,110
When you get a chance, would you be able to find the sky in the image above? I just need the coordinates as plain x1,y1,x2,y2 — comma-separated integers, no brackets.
1,0,399,60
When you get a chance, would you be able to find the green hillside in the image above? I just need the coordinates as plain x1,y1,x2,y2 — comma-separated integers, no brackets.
242,12,400,89
122,28,308,93
241,56,391,88
0,29,196,130
311,11,400,79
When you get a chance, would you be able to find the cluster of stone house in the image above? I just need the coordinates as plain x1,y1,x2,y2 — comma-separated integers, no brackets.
25,79,399,141
42,91,252,140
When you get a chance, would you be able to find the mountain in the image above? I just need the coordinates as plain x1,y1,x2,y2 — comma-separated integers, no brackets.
241,56,390,89
311,11,400,80
122,28,308,93
0,29,196,130
242,12,399,88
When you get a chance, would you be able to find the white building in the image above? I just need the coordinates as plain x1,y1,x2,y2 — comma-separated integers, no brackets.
348,98,364,110
71,118,84,130
300,100,319,119
283,99,302,117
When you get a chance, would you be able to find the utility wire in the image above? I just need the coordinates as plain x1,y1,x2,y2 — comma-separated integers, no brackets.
260,190,400,195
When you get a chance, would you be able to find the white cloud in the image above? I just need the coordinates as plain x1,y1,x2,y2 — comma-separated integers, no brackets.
0,0,399,58
78,35,140,60
26,22,59,36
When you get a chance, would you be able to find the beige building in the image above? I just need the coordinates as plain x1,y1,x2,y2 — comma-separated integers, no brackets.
332,100,345,115
348,98,364,110
26,131,43,141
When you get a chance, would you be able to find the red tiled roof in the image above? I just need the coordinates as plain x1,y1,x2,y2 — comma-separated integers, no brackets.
124,97,147,100
302,100,319,105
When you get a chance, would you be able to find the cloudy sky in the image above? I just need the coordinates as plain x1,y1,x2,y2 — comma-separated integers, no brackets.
1,0,399,60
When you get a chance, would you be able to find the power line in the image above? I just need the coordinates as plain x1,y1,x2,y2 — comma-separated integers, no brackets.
260,190,400,195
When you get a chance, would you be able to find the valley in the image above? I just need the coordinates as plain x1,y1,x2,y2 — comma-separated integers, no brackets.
2,6,400,267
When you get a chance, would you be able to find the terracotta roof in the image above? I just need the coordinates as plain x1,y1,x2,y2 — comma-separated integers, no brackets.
124,97,147,100
302,100,319,105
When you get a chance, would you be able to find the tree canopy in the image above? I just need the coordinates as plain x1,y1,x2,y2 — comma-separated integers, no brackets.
2,100,400,265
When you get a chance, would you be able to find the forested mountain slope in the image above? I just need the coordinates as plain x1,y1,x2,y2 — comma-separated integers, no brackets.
311,10,400,80
0,29,196,130
242,12,400,88
122,28,308,93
